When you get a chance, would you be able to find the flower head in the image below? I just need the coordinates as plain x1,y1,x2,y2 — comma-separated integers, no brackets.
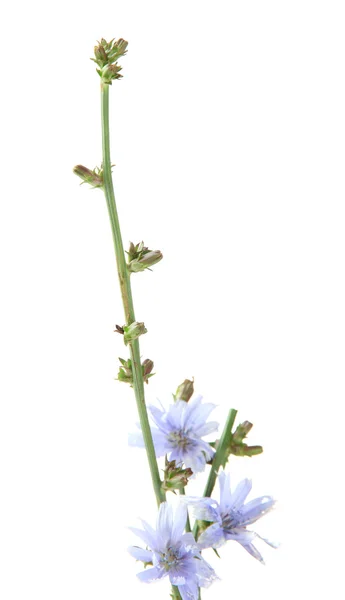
129,396,218,474
128,502,217,600
185,471,276,563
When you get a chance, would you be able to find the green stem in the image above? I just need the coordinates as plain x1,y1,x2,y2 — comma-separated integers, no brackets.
101,82,165,506
193,408,237,539
179,487,191,532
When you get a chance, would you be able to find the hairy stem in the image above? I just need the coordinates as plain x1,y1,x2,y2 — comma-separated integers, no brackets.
101,82,165,506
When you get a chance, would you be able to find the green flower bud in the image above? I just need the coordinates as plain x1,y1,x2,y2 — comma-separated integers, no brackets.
130,250,163,273
127,241,163,274
123,321,147,345
231,444,263,457
162,458,193,492
232,421,253,444
117,357,133,384
94,44,108,66
175,378,194,402
100,63,123,84
73,165,103,188
117,357,154,385
107,38,128,62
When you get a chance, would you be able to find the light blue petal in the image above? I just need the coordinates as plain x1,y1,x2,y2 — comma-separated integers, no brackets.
129,526,157,550
229,478,252,510
255,532,280,549
183,496,220,522
198,523,227,549
166,401,185,429
180,532,199,553
169,572,187,585
178,581,199,600
181,396,203,429
240,496,275,525
137,566,166,582
184,450,206,474
168,447,185,465
193,439,215,461
240,541,265,564
196,556,219,587
149,405,170,433
128,546,153,563
156,502,173,545
224,529,256,544
218,471,232,510
193,421,219,437
128,431,145,447
186,399,216,428
150,429,171,456
170,503,187,545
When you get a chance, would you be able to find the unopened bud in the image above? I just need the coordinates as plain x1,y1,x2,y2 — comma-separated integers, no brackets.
127,241,163,274
108,38,128,62
91,37,128,81
232,421,253,444
142,359,154,384
162,458,193,492
231,444,263,457
175,378,194,402
73,165,103,188
130,250,163,273
117,357,133,384
94,44,107,66
100,63,123,84
123,321,147,345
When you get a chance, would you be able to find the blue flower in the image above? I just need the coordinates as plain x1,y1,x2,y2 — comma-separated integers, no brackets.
128,502,218,600
129,396,218,474
185,471,276,563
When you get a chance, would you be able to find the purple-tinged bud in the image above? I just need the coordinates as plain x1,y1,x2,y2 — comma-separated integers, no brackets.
123,321,147,345
100,63,123,84
127,241,163,273
130,250,163,273
94,44,108,66
114,324,125,335
162,458,193,492
91,37,128,81
73,165,103,188
175,378,194,402
142,359,154,384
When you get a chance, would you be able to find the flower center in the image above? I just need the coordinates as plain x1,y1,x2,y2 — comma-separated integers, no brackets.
168,429,191,450
159,546,179,571
221,509,242,531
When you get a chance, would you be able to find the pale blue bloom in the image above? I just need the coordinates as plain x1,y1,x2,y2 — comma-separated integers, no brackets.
128,502,218,600
185,471,276,563
129,396,218,474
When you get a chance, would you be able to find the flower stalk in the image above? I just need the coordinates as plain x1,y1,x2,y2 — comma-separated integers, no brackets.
100,81,165,506
193,408,237,539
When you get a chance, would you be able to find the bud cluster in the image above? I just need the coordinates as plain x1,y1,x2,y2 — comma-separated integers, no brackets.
214,419,263,468
230,421,263,457
91,38,128,83
127,241,163,274
117,357,154,385
162,458,193,492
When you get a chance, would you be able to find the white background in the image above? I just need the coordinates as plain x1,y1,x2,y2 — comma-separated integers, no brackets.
1,1,344,598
